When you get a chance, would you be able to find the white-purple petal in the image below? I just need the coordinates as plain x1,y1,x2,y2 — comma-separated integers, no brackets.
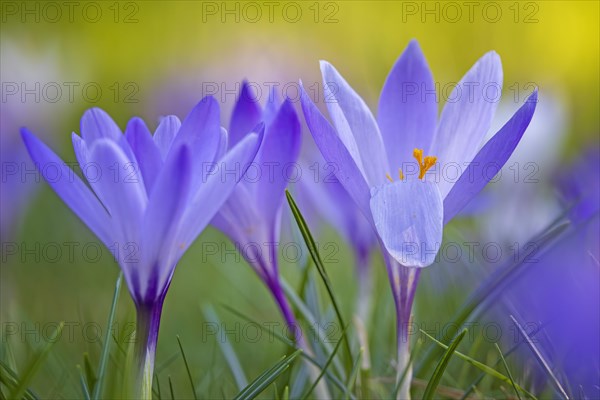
431,51,503,196
370,179,443,268
299,82,373,224
80,108,122,143
320,61,389,186
153,115,181,160
443,90,538,224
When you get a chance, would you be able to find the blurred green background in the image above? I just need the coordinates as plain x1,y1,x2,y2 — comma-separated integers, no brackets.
1,1,599,398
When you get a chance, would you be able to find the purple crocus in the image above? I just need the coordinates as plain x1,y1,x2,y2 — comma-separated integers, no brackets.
211,83,330,397
21,97,262,398
212,82,301,333
300,40,537,398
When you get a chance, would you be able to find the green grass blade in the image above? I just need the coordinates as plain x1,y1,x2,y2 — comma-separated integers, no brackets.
420,330,536,399
10,322,64,400
0,360,38,400
510,316,570,399
280,278,346,379
282,385,289,400
77,364,92,400
202,305,248,390
285,190,353,368
83,353,97,394
302,324,349,400
234,349,302,400
461,323,544,399
168,375,175,399
221,304,353,398
92,271,123,400
176,335,198,400
154,373,162,400
345,348,362,400
494,342,522,400
422,329,467,400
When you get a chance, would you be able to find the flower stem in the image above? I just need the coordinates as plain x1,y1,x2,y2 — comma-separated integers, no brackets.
133,301,163,400
383,249,420,400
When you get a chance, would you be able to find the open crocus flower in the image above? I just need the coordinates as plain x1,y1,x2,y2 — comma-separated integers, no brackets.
21,97,262,398
300,39,537,398
212,82,301,330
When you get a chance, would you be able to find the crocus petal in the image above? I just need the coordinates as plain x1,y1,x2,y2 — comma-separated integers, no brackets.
212,182,262,244
431,51,503,196
215,127,229,161
443,90,538,224
370,179,443,267
378,40,437,166
300,82,373,223
178,131,262,251
229,81,262,147
80,108,122,143
21,128,111,246
263,85,281,124
137,145,191,303
170,96,221,165
125,118,163,193
88,139,147,247
253,98,301,225
153,115,181,160
320,61,389,186
71,132,88,167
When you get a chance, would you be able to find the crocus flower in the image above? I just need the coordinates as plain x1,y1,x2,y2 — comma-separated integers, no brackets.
21,98,262,398
300,39,537,398
212,82,301,332
211,83,329,398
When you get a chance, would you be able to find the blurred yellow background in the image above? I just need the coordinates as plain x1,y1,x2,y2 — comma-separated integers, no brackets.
2,0,598,146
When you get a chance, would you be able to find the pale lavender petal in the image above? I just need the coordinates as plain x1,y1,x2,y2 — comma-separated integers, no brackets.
71,132,88,167
178,131,262,251
370,179,443,267
443,90,538,224
170,96,221,165
125,117,163,193
21,128,111,246
88,139,147,247
80,108,122,143
229,81,262,147
378,40,437,166
431,51,503,196
321,61,389,186
211,182,262,244
300,82,373,223
215,127,229,161
153,115,181,160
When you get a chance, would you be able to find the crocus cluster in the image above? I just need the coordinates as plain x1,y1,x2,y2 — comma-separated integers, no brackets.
22,39,537,399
